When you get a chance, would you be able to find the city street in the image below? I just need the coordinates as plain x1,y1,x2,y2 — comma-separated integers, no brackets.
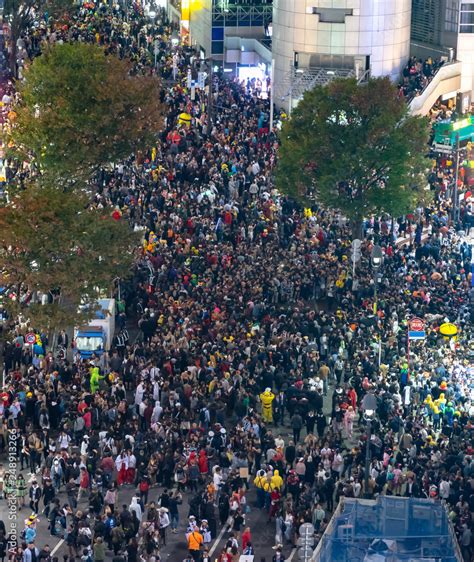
0,1,472,562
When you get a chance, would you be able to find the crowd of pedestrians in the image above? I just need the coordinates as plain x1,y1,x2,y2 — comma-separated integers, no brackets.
0,2,473,562
398,56,445,100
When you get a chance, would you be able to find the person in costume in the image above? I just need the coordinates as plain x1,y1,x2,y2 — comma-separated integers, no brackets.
90,367,105,394
260,388,275,423
424,395,434,423
23,514,39,543
444,401,455,427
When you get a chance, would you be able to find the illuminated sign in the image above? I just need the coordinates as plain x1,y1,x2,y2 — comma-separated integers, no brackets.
452,117,471,131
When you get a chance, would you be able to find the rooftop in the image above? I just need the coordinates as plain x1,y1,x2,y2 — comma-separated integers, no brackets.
314,497,462,562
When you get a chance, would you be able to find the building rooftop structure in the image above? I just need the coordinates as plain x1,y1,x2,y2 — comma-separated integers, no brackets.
313,497,462,562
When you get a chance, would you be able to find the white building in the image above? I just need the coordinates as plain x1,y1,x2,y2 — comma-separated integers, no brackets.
272,0,412,110
411,0,472,111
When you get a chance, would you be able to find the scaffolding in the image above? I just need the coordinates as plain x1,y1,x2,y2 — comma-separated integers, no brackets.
212,3,272,27
313,497,462,562
275,66,357,109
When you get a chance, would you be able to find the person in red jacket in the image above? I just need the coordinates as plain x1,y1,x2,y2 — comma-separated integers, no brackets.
198,449,208,476
241,526,252,551
77,467,90,502
83,408,92,429
348,386,357,411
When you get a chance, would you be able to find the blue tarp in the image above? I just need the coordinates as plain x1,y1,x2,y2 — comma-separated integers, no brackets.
317,497,459,562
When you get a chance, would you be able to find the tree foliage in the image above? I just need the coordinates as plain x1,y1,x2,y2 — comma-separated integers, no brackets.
276,78,430,227
0,183,138,331
8,42,164,183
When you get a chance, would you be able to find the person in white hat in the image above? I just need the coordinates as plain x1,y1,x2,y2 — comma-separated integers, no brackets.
130,495,143,522
200,519,211,544
158,507,170,546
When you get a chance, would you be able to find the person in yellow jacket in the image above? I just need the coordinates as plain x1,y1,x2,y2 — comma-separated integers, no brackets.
271,469,283,491
253,469,267,508
259,387,275,423
253,470,266,489
261,474,274,510
432,401,441,431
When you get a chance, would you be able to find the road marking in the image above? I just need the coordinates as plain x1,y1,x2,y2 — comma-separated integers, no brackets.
208,522,228,557
51,539,64,556
286,547,297,561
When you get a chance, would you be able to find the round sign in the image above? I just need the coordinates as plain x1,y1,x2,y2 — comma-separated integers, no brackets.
409,317,424,332
25,332,36,345
299,523,315,536
439,322,457,337
297,537,315,547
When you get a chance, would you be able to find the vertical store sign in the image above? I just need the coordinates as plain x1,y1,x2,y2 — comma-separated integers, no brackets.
181,0,190,36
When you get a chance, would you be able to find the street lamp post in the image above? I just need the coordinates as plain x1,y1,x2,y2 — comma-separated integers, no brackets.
362,392,377,498
371,245,383,366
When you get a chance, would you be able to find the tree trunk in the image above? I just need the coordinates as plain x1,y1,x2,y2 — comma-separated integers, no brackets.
8,18,19,79
8,44,17,79
351,218,364,240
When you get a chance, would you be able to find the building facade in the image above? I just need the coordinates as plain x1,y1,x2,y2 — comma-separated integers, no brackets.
178,0,272,59
411,0,474,103
272,0,412,109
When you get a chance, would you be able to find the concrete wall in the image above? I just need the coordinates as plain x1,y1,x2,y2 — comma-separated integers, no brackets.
457,34,474,96
188,0,213,55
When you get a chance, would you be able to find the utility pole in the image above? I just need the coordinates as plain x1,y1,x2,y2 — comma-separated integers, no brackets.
362,393,377,498
452,132,460,224
371,245,383,367
208,59,213,130
269,58,274,130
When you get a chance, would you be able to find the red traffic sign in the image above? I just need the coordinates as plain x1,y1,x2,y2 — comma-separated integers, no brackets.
25,332,36,345
409,317,424,332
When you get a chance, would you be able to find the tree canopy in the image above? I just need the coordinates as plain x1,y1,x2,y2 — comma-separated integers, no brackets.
276,78,430,231
8,42,164,183
0,183,138,331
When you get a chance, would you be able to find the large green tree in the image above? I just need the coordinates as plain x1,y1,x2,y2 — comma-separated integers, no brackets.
276,78,430,234
8,42,164,184
0,183,138,331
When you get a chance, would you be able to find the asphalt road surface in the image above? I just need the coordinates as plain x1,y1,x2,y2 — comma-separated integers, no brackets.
0,463,298,561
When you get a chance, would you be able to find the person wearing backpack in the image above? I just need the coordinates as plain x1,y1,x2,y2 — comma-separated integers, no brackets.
187,459,200,492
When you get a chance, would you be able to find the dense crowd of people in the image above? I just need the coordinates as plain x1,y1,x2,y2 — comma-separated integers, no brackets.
398,56,445,100
0,3,473,562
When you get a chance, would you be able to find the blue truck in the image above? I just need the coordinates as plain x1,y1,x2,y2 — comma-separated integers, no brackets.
73,298,116,358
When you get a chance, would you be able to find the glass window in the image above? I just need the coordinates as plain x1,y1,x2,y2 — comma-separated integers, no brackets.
461,10,474,22
459,1,474,31
75,336,104,351
212,26,224,40
313,7,353,23
446,0,459,31
211,41,224,54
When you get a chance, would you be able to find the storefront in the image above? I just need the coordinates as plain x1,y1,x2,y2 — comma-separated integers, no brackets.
432,115,474,153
